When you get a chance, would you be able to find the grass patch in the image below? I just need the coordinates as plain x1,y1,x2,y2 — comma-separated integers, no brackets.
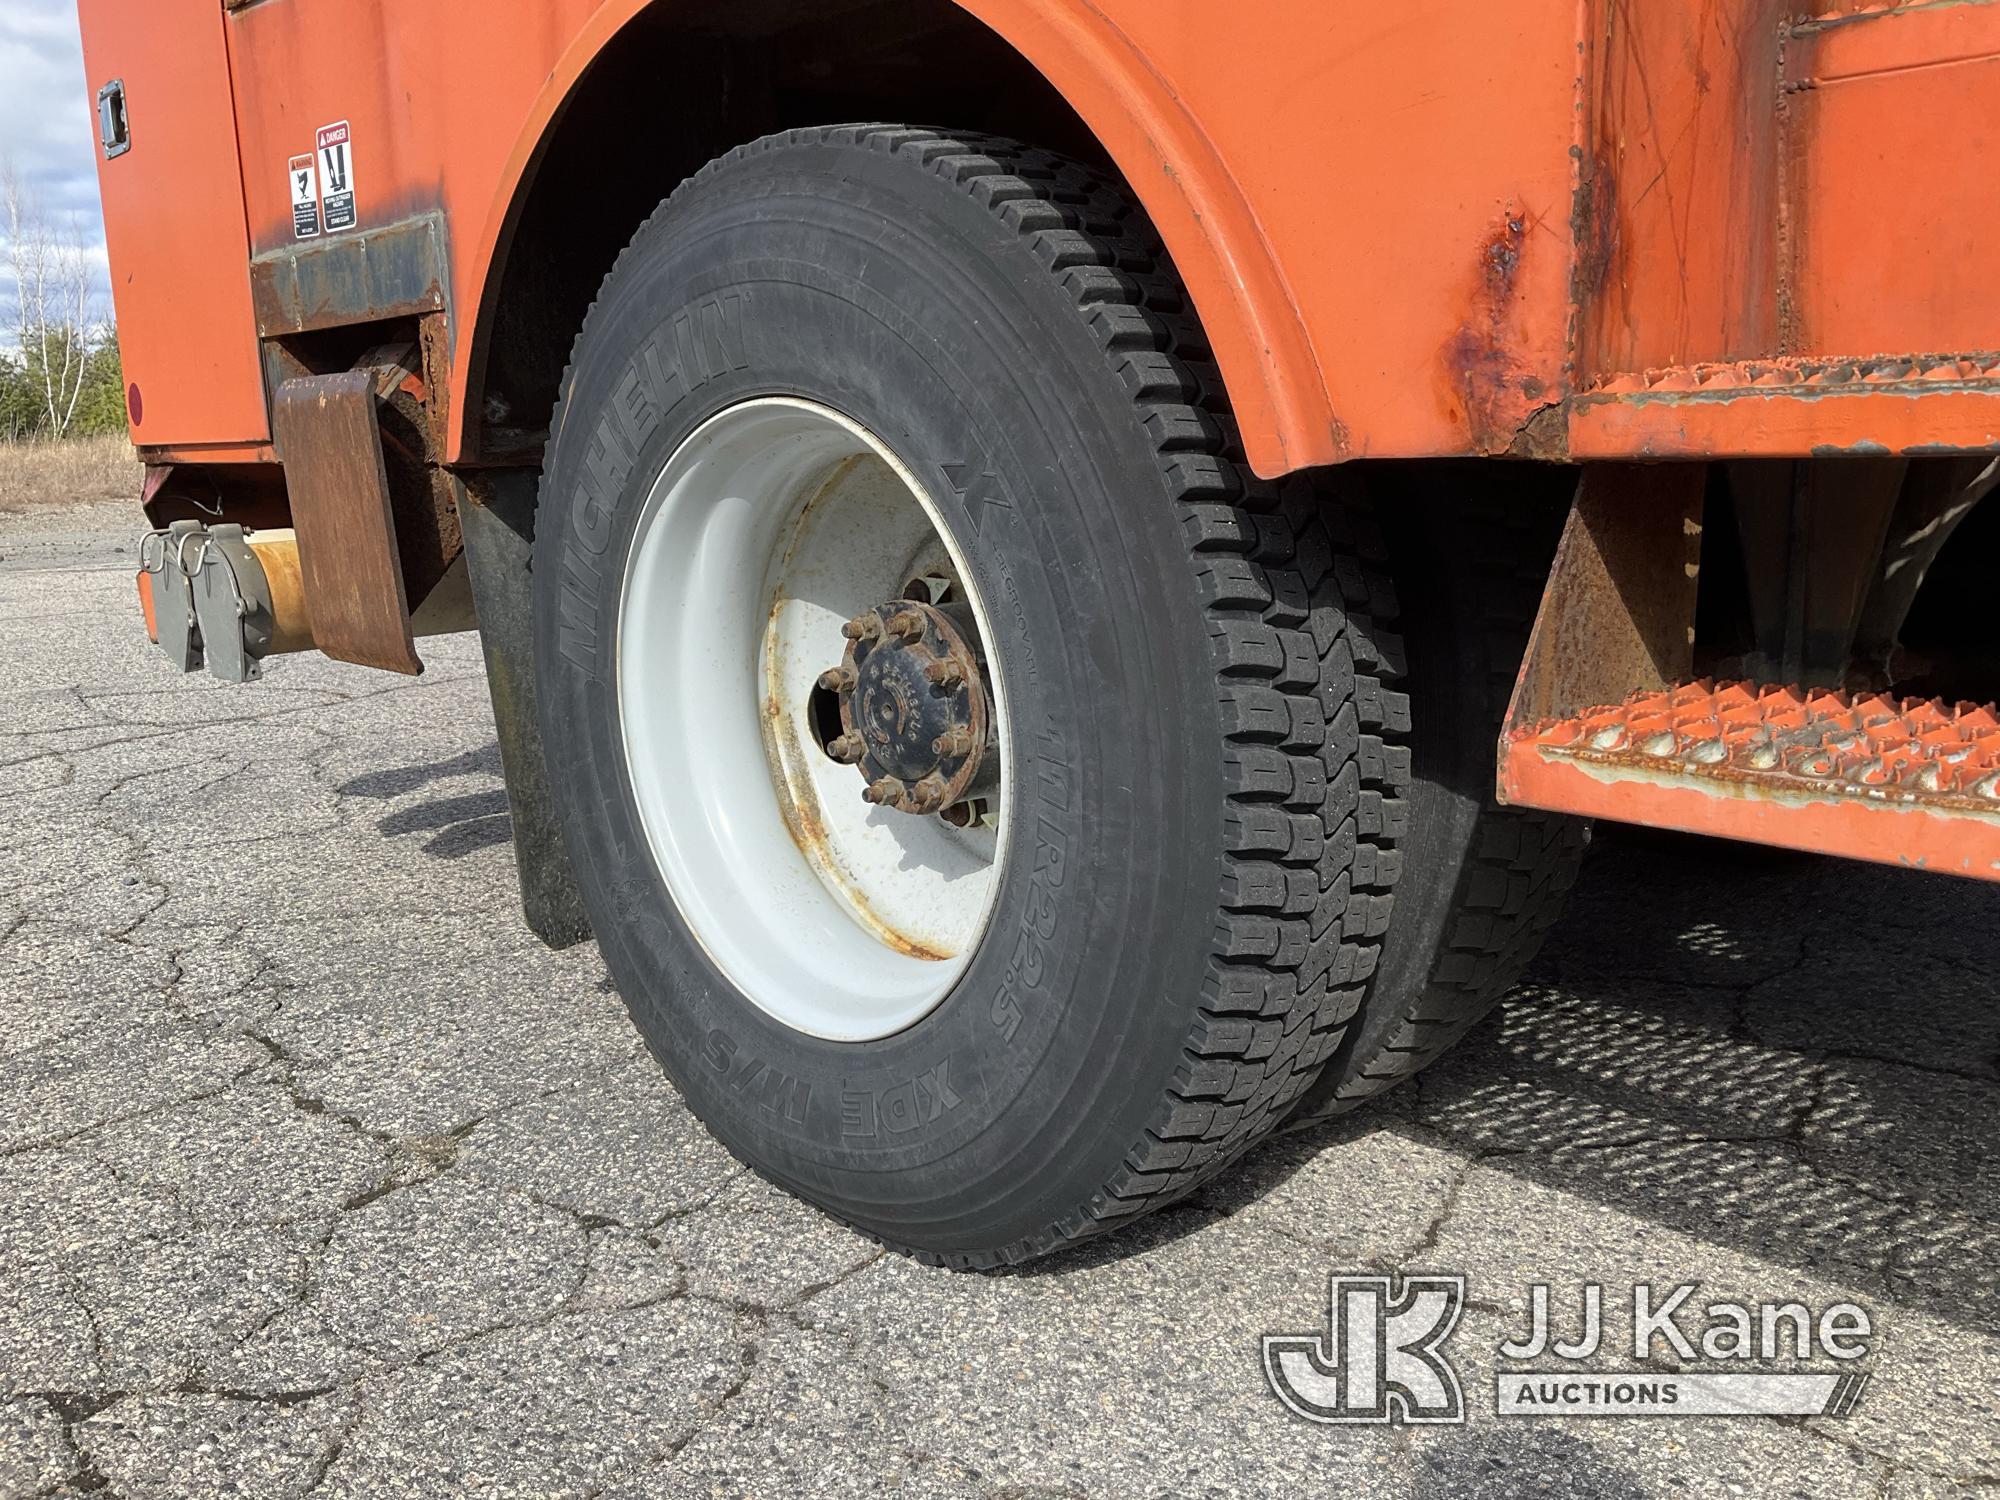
0,434,140,515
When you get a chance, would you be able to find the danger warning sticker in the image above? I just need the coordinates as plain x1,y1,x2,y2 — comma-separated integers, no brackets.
315,121,356,233
288,154,320,239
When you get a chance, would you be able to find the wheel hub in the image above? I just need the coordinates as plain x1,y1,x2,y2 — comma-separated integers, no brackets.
824,599,994,815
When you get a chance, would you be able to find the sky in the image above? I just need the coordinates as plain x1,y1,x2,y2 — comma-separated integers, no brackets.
0,2,112,336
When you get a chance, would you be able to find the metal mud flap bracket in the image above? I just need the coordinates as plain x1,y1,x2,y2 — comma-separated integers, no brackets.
137,522,281,683
137,519,204,673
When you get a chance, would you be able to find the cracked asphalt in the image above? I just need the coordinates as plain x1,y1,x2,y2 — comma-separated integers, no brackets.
1,505,1997,1499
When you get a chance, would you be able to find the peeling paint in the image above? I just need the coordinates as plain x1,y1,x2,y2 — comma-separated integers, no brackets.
1443,210,1544,455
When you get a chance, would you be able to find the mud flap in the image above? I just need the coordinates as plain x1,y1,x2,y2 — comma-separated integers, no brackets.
460,473,593,949
270,370,423,675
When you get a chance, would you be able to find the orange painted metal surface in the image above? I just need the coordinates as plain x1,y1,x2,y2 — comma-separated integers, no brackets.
77,0,2000,471
142,442,282,467
78,0,268,448
1784,0,2000,357
1133,0,1582,463
1565,0,2000,458
211,0,1583,473
135,569,158,644
1580,0,1791,377
1500,681,2000,881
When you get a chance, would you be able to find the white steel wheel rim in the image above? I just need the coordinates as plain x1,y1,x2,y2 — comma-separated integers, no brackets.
617,398,1011,1041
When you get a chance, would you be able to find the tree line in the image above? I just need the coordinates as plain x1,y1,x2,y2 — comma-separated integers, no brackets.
1,330,126,442
3,159,128,444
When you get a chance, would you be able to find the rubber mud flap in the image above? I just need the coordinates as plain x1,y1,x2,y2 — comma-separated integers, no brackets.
461,474,593,950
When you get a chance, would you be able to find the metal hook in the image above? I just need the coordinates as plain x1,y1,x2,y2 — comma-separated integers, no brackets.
137,529,171,574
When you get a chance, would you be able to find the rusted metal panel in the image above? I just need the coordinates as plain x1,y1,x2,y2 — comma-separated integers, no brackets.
1566,0,2000,456
1505,463,1706,730
1443,209,1557,457
249,214,448,338
264,335,465,625
1577,0,2000,380
270,371,422,676
1499,681,2000,881
375,394,465,615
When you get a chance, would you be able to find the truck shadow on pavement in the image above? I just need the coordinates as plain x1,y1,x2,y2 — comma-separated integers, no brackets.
1034,829,2000,1335
334,744,2000,1336
336,744,515,859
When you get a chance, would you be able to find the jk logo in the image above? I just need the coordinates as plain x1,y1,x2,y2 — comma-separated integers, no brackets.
1263,1274,1466,1425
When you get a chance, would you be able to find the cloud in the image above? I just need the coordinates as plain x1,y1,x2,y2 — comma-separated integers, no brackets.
0,2,110,336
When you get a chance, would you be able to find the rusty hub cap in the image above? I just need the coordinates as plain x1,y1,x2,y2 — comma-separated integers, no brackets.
827,599,993,815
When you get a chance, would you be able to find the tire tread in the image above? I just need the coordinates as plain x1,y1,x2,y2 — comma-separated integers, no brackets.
1288,495,1586,1127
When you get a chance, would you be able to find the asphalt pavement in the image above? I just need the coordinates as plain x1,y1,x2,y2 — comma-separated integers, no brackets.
1,504,1995,1498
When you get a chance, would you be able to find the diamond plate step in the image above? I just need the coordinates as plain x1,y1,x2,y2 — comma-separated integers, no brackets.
1498,681,2000,881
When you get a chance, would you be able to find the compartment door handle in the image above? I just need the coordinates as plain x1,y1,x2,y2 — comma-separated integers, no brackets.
97,78,130,159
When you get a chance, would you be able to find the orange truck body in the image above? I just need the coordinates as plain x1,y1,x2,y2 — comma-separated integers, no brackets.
76,0,2000,883
82,0,2000,477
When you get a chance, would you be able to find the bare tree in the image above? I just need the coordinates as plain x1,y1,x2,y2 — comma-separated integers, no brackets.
2,157,97,441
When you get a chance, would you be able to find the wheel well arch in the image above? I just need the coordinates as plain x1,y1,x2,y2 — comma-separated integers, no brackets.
450,0,1329,477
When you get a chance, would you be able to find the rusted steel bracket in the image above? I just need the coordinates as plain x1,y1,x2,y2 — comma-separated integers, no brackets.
1496,462,2000,880
1851,456,2000,685
1502,462,1707,737
271,370,423,675
355,339,423,400
1726,457,1906,688
249,213,448,338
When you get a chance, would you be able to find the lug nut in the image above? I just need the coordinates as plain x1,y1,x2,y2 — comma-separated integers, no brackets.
886,611,923,642
922,658,965,688
910,773,950,812
862,777,903,806
841,615,881,642
932,726,974,757
827,733,865,764
817,666,855,693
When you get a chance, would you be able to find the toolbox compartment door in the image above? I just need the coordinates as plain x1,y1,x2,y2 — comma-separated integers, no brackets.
79,0,268,448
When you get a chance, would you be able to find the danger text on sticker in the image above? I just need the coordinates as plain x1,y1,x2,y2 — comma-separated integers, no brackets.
315,121,357,233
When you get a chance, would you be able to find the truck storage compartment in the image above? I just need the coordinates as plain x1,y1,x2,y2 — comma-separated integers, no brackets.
79,0,268,449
